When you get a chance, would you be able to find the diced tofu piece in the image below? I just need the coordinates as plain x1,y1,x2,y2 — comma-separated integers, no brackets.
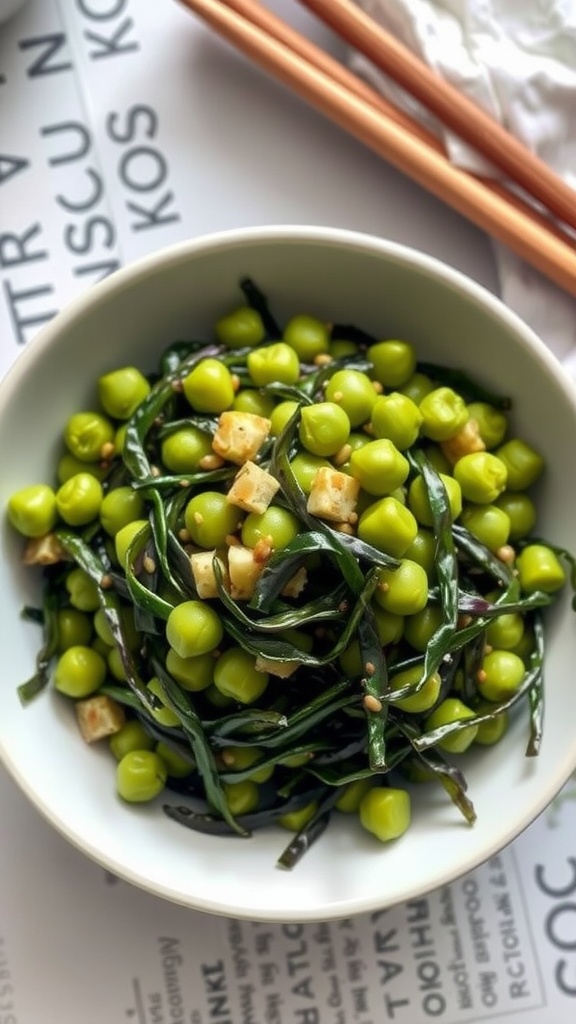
255,655,301,679
76,695,126,744
22,532,67,565
307,466,360,523
227,460,280,514
190,549,227,599
440,418,485,464
281,566,308,599
228,543,266,601
212,411,271,465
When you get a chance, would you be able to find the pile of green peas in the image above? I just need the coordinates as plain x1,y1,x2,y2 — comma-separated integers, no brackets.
7,285,570,865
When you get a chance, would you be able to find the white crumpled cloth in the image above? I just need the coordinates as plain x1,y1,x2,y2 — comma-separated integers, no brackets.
349,0,576,374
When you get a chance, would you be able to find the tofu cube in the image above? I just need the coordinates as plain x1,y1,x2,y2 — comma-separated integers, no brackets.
227,460,280,514
255,655,301,679
190,549,227,599
228,543,266,601
76,695,126,744
306,466,360,523
212,411,271,465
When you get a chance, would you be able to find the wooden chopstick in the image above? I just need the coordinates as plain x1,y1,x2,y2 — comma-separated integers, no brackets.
299,0,576,234
177,0,576,298
220,0,572,247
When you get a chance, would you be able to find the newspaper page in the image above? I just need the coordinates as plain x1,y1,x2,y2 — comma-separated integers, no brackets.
0,2,574,1023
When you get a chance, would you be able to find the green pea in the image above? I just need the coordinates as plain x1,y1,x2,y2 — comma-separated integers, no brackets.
403,605,443,652
339,640,363,678
278,801,318,832
7,483,58,537
166,600,223,659
100,486,145,537
57,608,93,651
220,745,273,784
109,720,155,761
404,528,437,578
460,503,511,551
54,644,107,699
359,786,411,842
349,439,409,496
399,371,434,405
64,411,115,462
283,314,330,361
407,473,462,526
213,647,268,704
374,559,429,616
165,648,214,691
222,780,260,816
299,402,350,457
232,389,275,418
65,567,100,612
215,306,265,349
241,505,299,551
453,451,507,503
478,650,525,701
357,495,418,558
329,339,358,359
372,606,404,646
419,387,468,441
494,492,537,540
370,392,423,450
160,427,213,473
203,684,234,709
289,452,332,494
335,777,374,813
367,339,416,388
114,519,148,571
155,741,194,778
269,400,299,437
474,711,509,746
515,544,566,594
93,607,115,647
184,491,243,549
424,698,479,753
107,647,127,682
485,611,525,650
98,366,151,420
182,359,235,413
55,472,103,526
495,439,544,491
57,453,108,484
324,369,377,428
116,750,167,803
422,443,451,476
467,402,508,449
247,342,300,387
389,665,441,713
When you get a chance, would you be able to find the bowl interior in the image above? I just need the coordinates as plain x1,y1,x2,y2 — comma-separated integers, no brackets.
1,225,576,921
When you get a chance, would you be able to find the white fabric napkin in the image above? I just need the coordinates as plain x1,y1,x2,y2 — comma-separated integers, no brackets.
349,0,576,373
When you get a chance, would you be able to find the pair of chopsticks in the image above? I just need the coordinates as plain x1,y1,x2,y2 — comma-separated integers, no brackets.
177,0,576,299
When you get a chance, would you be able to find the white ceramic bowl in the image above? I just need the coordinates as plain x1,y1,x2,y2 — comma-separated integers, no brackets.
1,225,576,922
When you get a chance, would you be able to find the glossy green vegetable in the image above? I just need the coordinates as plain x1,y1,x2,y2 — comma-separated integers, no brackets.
9,277,573,869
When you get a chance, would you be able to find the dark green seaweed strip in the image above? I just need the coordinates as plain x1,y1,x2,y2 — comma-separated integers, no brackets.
276,787,343,870
17,590,60,705
452,523,516,590
396,718,476,825
357,589,389,772
151,658,246,836
122,522,175,622
526,612,545,757
163,784,328,836
55,529,155,710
